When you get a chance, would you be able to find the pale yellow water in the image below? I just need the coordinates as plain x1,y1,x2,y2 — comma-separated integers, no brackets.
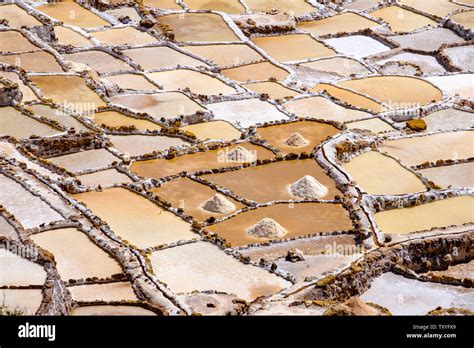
143,0,183,10
0,4,41,28
29,75,106,112
0,289,43,315
374,196,474,235
450,11,474,29
77,169,132,188
29,104,88,131
346,118,394,133
337,76,443,106
370,6,437,32
0,249,46,286
53,26,91,46
147,69,236,96
90,110,162,131
90,27,157,46
31,228,123,280
343,151,426,195
251,34,335,62
0,31,38,53
68,282,137,302
180,120,242,142
73,187,196,249
380,131,474,166
48,148,119,173
399,0,467,18
0,106,60,139
0,51,63,73
222,62,289,82
36,2,110,28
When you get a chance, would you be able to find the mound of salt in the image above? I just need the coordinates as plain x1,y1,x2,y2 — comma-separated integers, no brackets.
284,132,309,147
246,218,287,239
289,175,328,199
201,193,236,214
226,145,255,162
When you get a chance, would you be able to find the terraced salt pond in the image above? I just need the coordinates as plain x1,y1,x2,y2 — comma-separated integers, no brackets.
121,46,209,70
256,120,339,154
181,44,263,67
299,56,371,77
149,177,244,222
1,71,38,102
71,305,157,316
131,142,274,179
48,148,119,174
89,27,156,46
109,134,189,157
0,4,41,29
158,13,239,42
180,120,242,142
426,74,474,100
68,282,137,302
418,162,474,188
64,50,132,74
31,228,122,280
251,34,335,63
29,104,89,131
374,196,474,235
244,0,316,15
206,98,289,128
0,173,63,229
103,74,158,91
201,159,340,202
109,92,205,119
423,109,474,131
36,2,110,28
73,187,196,248
243,82,298,100
89,110,162,131
150,241,291,301
343,151,426,195
147,69,236,96
361,272,474,315
0,31,38,53
207,203,353,246
312,84,384,112
0,106,61,139
389,28,464,53
0,249,46,286
29,75,106,112
221,62,289,82
0,51,63,73
337,76,443,107
346,118,394,133
284,96,371,123
53,26,91,47
380,131,474,166
185,0,245,13
324,35,390,59
0,289,43,315
0,216,18,240
370,6,437,33
76,169,132,188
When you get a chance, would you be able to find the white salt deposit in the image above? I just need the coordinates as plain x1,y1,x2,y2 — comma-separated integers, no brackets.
324,35,390,59
284,132,309,147
247,218,287,238
289,175,328,199
201,194,236,214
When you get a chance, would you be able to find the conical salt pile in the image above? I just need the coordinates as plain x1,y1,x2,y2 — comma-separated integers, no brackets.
201,193,236,214
284,132,309,147
289,175,328,199
226,145,255,162
246,218,287,238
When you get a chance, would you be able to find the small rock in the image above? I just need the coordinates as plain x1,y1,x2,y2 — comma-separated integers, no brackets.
286,248,305,262
406,119,427,131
